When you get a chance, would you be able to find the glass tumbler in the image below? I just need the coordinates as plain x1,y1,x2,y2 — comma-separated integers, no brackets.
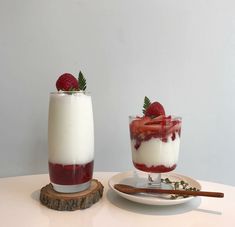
48,91,94,193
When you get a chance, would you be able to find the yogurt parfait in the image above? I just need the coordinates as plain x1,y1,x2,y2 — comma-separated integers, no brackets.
129,97,182,174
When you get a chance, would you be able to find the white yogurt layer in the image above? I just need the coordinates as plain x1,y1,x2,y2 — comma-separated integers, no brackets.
131,134,180,168
48,92,94,165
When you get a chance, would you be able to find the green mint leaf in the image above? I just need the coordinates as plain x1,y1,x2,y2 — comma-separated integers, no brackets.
142,96,151,114
78,71,87,91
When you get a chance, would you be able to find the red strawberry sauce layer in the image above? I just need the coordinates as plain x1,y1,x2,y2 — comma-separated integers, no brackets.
49,160,94,185
133,162,177,173
129,115,181,150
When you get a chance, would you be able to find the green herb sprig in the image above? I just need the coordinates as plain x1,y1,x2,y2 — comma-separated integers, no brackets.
161,178,199,199
142,96,151,114
78,71,87,91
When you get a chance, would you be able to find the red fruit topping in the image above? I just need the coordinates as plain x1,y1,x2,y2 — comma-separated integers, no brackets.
56,73,79,91
129,116,152,137
129,115,181,148
145,115,172,125
145,101,165,117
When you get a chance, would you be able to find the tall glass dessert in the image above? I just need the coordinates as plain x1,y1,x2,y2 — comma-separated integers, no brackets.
48,72,94,193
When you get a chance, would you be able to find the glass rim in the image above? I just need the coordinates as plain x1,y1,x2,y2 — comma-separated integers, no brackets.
50,91,91,95
129,115,182,120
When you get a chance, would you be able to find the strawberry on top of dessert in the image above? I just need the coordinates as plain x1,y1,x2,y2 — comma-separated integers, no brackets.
56,71,87,91
130,97,181,145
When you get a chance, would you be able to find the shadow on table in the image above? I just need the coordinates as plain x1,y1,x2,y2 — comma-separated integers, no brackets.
31,189,40,201
106,189,221,216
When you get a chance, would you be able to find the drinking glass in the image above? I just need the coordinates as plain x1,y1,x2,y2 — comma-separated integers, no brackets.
129,115,182,188
48,91,94,193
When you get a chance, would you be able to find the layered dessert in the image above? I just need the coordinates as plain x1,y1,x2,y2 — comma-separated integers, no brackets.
48,72,94,192
129,97,182,173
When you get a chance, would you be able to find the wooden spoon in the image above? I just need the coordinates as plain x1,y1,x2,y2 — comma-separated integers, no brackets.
114,184,224,198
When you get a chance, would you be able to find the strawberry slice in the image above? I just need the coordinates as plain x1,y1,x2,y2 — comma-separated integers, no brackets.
145,115,171,125
56,73,79,91
139,124,162,136
166,120,181,135
129,116,151,136
145,101,165,117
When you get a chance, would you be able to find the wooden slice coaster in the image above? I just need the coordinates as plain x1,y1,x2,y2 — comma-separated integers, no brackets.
40,179,104,211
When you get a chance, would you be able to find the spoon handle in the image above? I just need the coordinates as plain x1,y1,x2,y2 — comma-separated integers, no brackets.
114,184,224,198
142,188,224,198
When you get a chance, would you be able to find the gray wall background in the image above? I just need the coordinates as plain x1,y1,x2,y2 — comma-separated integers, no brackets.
1,0,235,185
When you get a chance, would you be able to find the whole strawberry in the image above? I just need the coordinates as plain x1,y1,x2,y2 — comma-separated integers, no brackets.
145,101,165,117
56,73,79,91
143,96,165,117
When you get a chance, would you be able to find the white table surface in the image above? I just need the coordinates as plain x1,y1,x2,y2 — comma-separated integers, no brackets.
0,172,234,227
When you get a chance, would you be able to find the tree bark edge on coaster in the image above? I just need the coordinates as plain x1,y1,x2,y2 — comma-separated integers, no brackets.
40,179,104,211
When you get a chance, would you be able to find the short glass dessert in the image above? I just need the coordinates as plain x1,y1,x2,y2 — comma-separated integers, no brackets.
48,84,94,192
129,98,182,188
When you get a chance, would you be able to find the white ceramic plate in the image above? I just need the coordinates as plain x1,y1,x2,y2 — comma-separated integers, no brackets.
108,171,201,206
